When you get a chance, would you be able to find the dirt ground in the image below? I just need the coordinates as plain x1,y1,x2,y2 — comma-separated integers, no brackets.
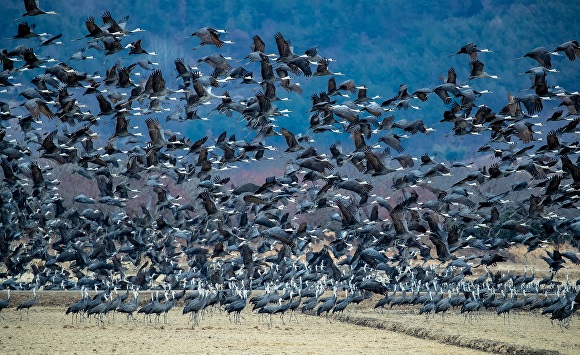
0,291,577,355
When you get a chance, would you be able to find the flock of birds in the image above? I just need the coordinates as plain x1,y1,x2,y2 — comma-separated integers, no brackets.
1,0,580,330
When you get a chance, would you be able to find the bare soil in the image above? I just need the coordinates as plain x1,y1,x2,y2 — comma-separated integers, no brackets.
0,291,577,355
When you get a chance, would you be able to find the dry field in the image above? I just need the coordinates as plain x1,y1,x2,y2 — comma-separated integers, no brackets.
0,291,578,355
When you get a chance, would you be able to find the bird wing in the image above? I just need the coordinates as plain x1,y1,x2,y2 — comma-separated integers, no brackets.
446,67,457,84
85,16,104,36
39,130,58,153
519,94,543,115
96,94,113,114
327,76,338,95
381,134,404,153
280,128,300,150
198,192,218,214
24,0,38,13
151,70,166,94
434,86,452,104
363,149,385,172
336,200,357,226
37,100,55,119
561,155,580,184
146,117,165,146
275,32,291,60
469,59,484,76
252,34,266,53
207,31,224,48
101,11,124,34
429,234,451,261
562,251,580,264
174,58,190,76
351,128,366,150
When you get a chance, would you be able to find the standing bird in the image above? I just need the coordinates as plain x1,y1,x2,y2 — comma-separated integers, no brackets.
0,289,11,320
435,291,452,320
183,290,209,327
496,291,517,324
159,291,176,324
17,287,38,320
225,290,248,325
65,287,89,324
316,287,338,323
117,289,140,321
332,289,351,315
87,294,110,326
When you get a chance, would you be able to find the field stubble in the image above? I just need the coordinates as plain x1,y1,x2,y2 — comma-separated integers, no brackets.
0,291,578,355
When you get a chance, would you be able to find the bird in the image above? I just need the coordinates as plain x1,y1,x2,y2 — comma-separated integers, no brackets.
197,54,233,72
518,47,557,69
12,21,43,39
190,27,233,49
102,36,125,57
158,291,176,324
553,40,580,61
466,59,500,81
126,39,156,56
280,127,304,152
145,117,167,149
21,98,54,119
20,0,57,18
147,292,171,324
433,82,462,105
313,58,343,77
316,287,337,323
550,299,576,329
224,290,247,325
87,293,110,326
95,94,115,116
137,292,158,321
378,133,406,153
453,42,491,59
65,287,89,324
17,286,38,320
38,33,63,47
174,58,194,87
116,289,140,321
1,2,580,346
274,32,297,63
0,289,11,320
434,291,452,320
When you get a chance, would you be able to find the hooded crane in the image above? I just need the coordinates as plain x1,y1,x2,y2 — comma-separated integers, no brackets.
0,289,11,320
190,27,233,49
17,286,38,320
20,0,57,18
